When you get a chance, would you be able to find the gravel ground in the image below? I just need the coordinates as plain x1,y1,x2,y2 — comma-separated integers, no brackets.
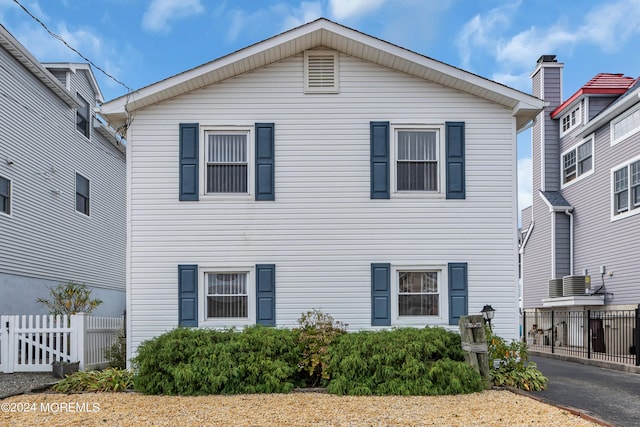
0,390,602,426
0,372,59,399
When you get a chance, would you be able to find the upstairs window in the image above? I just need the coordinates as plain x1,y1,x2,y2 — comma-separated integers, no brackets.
396,129,439,192
304,50,339,93
206,132,248,193
0,176,10,215
560,104,581,136
611,105,640,146
76,93,90,138
562,137,593,186
612,159,640,219
75,172,90,216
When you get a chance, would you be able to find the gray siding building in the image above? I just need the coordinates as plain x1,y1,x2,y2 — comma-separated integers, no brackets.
0,24,125,316
521,55,640,312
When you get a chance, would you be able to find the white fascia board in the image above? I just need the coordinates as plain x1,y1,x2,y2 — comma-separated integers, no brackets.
578,86,640,137
45,63,105,104
101,18,545,117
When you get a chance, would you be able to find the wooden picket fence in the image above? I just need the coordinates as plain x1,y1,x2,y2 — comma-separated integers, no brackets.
0,313,123,373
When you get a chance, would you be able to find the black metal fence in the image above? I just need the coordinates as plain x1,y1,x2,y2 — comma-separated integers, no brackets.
522,306,640,366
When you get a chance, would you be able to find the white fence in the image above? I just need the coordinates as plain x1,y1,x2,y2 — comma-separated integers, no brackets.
0,313,123,373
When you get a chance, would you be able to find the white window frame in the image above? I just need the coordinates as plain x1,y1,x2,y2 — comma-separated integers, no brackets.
390,124,445,198
611,154,640,221
199,266,255,328
304,50,339,94
75,92,91,139
561,135,594,188
74,171,90,217
611,104,640,146
390,264,447,326
199,126,254,200
560,104,582,137
0,175,11,217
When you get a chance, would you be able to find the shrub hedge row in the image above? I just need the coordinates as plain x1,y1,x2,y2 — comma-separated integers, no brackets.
132,325,486,396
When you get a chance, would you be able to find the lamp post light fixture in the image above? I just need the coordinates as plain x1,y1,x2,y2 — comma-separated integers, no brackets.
480,304,496,330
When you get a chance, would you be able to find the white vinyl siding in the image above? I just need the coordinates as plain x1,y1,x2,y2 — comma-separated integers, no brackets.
125,52,520,356
611,104,640,146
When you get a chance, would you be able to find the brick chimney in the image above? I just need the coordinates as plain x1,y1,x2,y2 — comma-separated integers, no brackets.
530,55,564,193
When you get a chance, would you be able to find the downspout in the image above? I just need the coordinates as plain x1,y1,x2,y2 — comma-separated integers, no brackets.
550,212,555,278
565,209,574,275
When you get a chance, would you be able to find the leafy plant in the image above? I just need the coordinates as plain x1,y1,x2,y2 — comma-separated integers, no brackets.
487,328,548,391
327,327,485,395
133,326,302,395
105,327,126,369
295,309,347,386
51,368,134,393
36,281,102,316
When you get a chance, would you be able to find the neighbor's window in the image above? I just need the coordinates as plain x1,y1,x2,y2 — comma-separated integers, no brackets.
613,159,640,217
562,137,593,185
611,105,640,146
206,132,248,193
75,173,90,216
206,272,248,318
76,93,90,138
398,271,439,316
0,176,10,215
396,130,439,192
560,104,581,136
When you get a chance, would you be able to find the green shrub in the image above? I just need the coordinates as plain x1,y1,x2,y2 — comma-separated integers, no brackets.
133,326,302,395
296,309,347,386
327,327,485,395
487,329,548,391
51,368,133,393
106,328,126,369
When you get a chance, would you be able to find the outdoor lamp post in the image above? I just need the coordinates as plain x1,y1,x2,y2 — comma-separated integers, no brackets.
481,304,495,330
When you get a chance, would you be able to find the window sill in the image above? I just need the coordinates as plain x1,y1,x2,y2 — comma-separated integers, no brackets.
200,193,254,202
199,318,253,328
611,207,640,222
561,170,594,189
391,191,444,199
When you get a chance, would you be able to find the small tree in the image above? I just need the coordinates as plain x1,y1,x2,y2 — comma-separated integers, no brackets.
37,281,102,316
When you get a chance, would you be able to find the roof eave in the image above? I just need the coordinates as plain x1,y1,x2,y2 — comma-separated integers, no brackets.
44,62,105,103
101,19,544,121
578,86,640,137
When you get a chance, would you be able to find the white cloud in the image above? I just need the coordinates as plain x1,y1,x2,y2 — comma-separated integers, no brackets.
518,157,533,213
142,0,204,34
280,1,323,31
329,0,386,20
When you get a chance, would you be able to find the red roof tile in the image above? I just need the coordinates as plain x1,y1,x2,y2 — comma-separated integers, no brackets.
550,73,637,118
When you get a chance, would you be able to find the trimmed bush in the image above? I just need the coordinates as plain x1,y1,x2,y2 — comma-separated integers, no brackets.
327,327,485,395
133,326,301,395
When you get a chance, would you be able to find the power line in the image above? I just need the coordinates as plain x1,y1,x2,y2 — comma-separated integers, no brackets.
12,0,134,93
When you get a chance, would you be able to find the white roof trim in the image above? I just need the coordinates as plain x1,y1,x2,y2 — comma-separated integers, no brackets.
578,85,640,137
43,62,104,103
0,24,79,108
100,18,544,130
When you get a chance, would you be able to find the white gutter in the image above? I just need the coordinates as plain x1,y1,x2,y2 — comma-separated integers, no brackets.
565,209,574,274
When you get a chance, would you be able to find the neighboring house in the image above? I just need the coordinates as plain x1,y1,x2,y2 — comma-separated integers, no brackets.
521,55,639,312
100,18,544,359
0,24,126,316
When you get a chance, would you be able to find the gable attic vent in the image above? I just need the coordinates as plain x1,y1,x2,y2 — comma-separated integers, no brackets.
304,50,339,93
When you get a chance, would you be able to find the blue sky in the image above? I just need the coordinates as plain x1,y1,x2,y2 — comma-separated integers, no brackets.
2,0,640,212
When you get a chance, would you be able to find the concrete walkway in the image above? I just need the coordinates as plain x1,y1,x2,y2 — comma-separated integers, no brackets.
529,356,640,427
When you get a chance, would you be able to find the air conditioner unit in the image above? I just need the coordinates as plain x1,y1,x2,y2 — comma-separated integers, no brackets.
563,275,587,296
548,278,563,298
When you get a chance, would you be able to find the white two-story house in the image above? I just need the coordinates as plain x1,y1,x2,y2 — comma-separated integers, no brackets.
100,18,544,359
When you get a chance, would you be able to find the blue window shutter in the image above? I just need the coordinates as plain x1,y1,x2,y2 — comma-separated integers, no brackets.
256,264,276,326
371,263,391,326
178,264,198,327
179,123,199,201
255,123,275,201
370,121,390,199
448,262,468,325
446,122,465,199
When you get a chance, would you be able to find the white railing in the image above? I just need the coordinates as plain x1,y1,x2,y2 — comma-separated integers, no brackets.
0,313,123,373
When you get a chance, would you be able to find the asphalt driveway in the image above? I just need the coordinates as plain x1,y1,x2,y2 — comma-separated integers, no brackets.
529,356,640,427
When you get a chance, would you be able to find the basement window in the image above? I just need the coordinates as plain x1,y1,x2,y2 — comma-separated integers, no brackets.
304,50,339,94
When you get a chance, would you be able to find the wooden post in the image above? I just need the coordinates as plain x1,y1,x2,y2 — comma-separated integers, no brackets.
459,314,491,389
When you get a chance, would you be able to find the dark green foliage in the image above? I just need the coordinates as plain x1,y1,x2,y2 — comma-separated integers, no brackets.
51,368,133,393
132,326,302,395
487,328,548,391
105,329,126,369
296,309,347,386
327,327,485,395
